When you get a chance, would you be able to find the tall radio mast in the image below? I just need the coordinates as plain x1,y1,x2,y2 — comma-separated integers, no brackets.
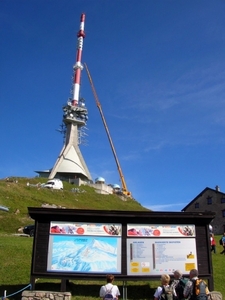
49,14,92,181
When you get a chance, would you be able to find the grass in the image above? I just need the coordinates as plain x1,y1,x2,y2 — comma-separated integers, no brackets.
0,235,224,300
0,177,149,234
210,236,224,295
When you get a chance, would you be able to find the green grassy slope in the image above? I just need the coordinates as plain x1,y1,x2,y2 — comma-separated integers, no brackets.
0,177,149,234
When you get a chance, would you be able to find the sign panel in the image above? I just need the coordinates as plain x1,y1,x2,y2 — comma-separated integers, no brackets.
127,238,197,275
127,224,197,276
47,222,122,273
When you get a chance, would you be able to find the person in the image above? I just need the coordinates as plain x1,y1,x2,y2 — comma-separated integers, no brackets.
154,274,175,300
210,233,216,253
172,270,187,300
209,224,213,233
173,269,183,283
183,269,209,299
220,232,225,254
99,274,120,300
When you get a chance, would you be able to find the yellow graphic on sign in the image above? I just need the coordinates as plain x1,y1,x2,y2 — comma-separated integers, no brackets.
187,252,195,259
142,267,150,272
130,262,140,273
141,262,150,272
185,263,196,271
131,267,139,273
131,262,139,267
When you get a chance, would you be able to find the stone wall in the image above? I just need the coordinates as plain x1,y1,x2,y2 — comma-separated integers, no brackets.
21,290,71,300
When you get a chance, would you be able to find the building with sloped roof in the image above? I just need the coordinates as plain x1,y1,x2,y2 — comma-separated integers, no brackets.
182,185,225,234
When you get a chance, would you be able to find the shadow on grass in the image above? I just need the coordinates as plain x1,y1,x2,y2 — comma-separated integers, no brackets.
0,284,33,300
0,282,155,300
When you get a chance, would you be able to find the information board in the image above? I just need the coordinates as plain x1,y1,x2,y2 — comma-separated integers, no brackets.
47,222,197,274
47,221,122,273
127,224,197,275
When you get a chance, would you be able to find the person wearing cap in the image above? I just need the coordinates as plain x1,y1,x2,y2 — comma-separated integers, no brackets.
173,270,183,281
172,270,187,300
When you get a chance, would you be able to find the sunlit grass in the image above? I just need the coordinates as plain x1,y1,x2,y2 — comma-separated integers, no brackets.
0,177,148,235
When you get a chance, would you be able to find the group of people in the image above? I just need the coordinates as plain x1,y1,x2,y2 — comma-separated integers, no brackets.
154,269,209,300
211,231,225,254
210,230,225,254
99,269,208,300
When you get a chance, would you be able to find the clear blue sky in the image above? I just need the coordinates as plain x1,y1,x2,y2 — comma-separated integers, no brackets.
1,1,225,211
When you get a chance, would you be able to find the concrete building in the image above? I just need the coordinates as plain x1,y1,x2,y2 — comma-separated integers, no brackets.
182,185,225,234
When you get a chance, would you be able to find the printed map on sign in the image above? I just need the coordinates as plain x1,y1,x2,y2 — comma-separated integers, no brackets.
47,222,122,273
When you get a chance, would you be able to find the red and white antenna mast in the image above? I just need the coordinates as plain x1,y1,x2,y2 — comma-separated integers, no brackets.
72,13,86,106
48,13,91,181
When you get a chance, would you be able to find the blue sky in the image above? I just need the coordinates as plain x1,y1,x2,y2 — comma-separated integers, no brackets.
1,1,225,211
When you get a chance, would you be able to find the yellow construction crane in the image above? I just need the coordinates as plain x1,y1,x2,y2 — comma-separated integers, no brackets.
84,63,132,198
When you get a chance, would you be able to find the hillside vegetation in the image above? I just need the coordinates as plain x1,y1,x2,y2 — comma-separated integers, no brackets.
0,177,149,234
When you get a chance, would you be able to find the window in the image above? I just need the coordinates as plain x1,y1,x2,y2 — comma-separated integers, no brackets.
195,203,199,208
221,198,225,203
222,210,225,217
207,197,212,205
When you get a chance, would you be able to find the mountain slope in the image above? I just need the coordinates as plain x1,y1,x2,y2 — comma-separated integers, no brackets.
0,177,149,234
